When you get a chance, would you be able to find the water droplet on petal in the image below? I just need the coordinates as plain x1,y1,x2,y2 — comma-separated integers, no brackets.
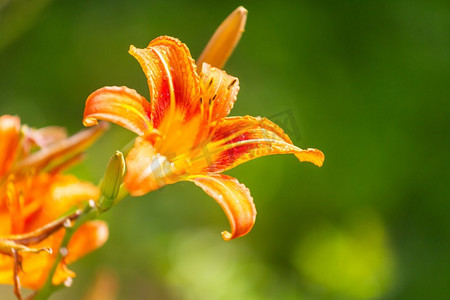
64,277,73,287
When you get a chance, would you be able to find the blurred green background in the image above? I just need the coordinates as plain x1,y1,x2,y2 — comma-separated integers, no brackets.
1,0,449,299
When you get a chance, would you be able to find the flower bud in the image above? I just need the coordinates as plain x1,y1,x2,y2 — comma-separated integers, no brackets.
197,6,247,69
99,151,126,212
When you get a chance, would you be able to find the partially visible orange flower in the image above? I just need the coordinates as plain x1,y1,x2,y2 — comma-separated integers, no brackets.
0,115,108,290
83,36,324,241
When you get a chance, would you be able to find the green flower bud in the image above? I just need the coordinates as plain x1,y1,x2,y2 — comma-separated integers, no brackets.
99,151,126,212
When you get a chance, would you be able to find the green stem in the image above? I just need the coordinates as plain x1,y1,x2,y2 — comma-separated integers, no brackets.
31,201,99,300
30,144,132,300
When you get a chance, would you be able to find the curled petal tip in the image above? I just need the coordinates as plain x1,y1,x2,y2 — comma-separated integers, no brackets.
83,117,98,127
221,231,233,241
189,174,256,242
128,45,137,55
83,86,151,135
314,149,325,167
299,148,325,167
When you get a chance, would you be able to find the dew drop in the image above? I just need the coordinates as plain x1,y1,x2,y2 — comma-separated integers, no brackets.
59,247,68,257
63,277,73,287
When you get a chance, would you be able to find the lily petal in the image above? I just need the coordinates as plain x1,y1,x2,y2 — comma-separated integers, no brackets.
129,36,200,130
84,86,152,136
0,235,60,289
65,220,108,265
52,220,109,285
197,6,247,69
188,173,256,241
24,126,67,149
0,115,21,177
27,174,99,229
200,63,239,123
189,116,324,173
12,122,108,175
124,137,178,196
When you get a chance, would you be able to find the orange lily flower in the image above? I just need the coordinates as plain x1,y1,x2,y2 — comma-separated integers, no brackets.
83,36,324,241
0,115,108,290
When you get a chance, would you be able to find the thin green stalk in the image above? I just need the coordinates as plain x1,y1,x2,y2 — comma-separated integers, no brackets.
29,147,130,300
31,201,99,300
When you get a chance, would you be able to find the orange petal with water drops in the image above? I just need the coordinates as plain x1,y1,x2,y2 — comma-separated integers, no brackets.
129,36,200,129
189,116,324,173
197,6,247,69
0,115,21,177
84,86,152,136
199,63,239,123
188,173,256,241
